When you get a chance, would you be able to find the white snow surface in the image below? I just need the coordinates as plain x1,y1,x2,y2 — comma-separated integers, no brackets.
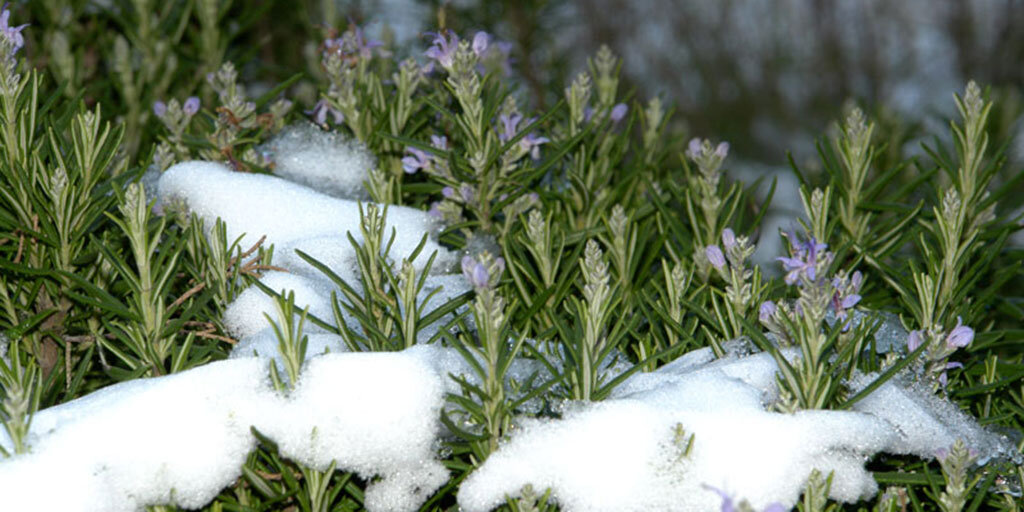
259,122,374,200
0,352,450,512
157,160,452,277
457,347,1018,512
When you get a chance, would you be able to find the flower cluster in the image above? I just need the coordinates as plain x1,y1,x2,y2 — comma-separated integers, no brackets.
704,228,757,313
0,4,27,56
906,317,974,389
495,112,549,159
401,135,449,176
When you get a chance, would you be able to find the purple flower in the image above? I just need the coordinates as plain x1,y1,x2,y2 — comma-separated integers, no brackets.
497,112,522,143
703,485,738,512
427,202,442,219
777,236,827,285
705,245,726,270
441,186,455,198
944,317,973,349
430,134,448,150
461,255,490,289
424,31,459,70
938,361,964,388
402,147,433,174
721,228,736,251
906,330,924,352
610,103,628,123
687,138,703,158
521,132,550,159
306,99,344,126
152,101,167,118
759,301,777,324
459,184,476,203
0,4,28,55
472,31,490,57
183,96,201,116
715,142,730,158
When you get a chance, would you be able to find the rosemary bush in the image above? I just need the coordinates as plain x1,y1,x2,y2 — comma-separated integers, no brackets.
0,2,1022,511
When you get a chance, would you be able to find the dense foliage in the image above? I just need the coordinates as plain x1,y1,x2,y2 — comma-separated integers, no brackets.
0,1,1022,511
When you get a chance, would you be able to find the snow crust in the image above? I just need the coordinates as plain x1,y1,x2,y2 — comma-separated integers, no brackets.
457,347,1019,512
259,122,375,200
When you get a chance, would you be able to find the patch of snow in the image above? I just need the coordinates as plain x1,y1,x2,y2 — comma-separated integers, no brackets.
259,123,374,200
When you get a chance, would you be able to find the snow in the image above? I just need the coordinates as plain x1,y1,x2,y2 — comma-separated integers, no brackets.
457,347,1020,512
0,353,450,512
156,160,452,277
259,122,374,200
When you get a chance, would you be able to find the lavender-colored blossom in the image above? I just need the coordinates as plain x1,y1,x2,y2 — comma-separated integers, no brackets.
401,147,433,174
461,255,490,289
183,97,200,116
306,99,343,126
152,101,167,118
715,142,730,158
777,236,827,285
610,103,628,123
441,186,455,199
0,4,28,54
497,112,522,143
459,184,476,203
430,134,448,150
945,316,973,349
521,132,550,159
906,330,924,352
424,31,459,70
472,31,490,57
721,228,736,251
759,301,777,324
427,202,442,219
687,138,703,158
705,245,726,270
938,361,964,388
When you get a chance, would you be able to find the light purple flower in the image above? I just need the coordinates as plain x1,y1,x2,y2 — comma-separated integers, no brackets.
721,228,736,251
705,245,726,270
777,236,827,285
759,301,777,324
427,202,442,219
459,184,476,203
401,147,433,174
938,361,964,388
472,31,490,57
944,316,973,349
306,99,343,126
461,255,490,289
610,103,628,123
183,96,200,116
441,186,455,198
497,112,522,143
430,134,448,150
906,330,924,352
152,101,167,118
521,132,550,159
687,138,703,158
0,4,28,55
424,31,459,70
715,142,730,158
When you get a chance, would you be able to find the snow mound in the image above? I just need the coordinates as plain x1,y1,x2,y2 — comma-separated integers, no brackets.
260,122,374,200
458,347,1018,512
0,351,451,512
